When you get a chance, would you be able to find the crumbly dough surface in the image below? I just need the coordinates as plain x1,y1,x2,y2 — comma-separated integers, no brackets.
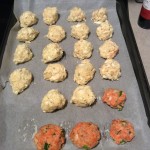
91,8,107,24
74,59,96,85
16,27,39,42
42,43,63,63
99,39,119,59
43,63,67,82
73,40,93,60
34,124,65,150
96,20,113,41
43,7,58,25
69,122,101,148
71,23,90,40
13,44,33,64
67,7,86,22
9,68,32,94
19,11,38,27
47,25,66,43
41,89,66,113
100,59,121,80
71,85,96,107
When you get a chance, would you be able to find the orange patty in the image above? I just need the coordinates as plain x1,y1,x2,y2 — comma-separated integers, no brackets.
110,119,135,144
102,88,126,110
34,124,65,150
70,122,101,149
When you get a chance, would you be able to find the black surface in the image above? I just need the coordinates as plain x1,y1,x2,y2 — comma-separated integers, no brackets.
0,0,14,46
0,0,150,126
0,0,16,66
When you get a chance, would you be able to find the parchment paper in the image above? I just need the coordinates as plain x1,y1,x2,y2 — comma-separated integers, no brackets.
0,0,150,149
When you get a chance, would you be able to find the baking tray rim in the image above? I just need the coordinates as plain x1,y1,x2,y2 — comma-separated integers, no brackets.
116,0,150,126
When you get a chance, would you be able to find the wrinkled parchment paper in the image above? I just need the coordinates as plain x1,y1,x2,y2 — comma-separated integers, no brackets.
0,0,150,149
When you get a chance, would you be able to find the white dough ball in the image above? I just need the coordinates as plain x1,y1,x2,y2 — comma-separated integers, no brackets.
42,43,63,63
13,44,33,64
43,63,67,82
9,68,32,94
41,89,66,113
19,11,38,27
71,85,96,107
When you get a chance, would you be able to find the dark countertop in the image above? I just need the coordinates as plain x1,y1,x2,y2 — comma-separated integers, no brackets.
0,0,14,45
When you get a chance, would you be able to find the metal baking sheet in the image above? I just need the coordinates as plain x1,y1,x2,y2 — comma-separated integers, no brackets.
0,0,150,149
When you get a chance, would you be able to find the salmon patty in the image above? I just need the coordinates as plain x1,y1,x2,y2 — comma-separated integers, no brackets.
34,124,65,150
70,122,101,149
110,119,135,144
102,88,126,110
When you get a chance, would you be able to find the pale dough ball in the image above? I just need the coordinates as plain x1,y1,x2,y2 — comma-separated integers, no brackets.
73,40,93,60
13,44,33,65
9,68,32,94
99,39,119,59
91,8,107,24
67,7,86,22
96,20,113,41
41,89,66,113
74,59,96,85
43,63,67,82
42,43,63,63
47,25,66,43
16,27,39,42
43,7,58,25
71,85,96,107
99,59,121,80
19,11,38,27
71,23,90,40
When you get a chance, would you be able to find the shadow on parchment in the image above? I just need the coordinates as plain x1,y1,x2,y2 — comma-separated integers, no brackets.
0,95,7,147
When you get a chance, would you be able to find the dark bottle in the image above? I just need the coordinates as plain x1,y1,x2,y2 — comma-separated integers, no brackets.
138,0,150,29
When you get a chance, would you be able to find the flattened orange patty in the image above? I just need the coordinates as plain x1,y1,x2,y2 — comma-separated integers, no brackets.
34,124,65,150
102,88,126,110
110,119,135,144
70,122,101,149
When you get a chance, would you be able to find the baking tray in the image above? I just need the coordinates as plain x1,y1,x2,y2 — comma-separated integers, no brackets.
0,0,150,149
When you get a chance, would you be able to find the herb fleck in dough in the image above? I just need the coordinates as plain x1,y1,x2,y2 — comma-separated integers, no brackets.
34,124,65,150
110,119,135,144
102,88,126,110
